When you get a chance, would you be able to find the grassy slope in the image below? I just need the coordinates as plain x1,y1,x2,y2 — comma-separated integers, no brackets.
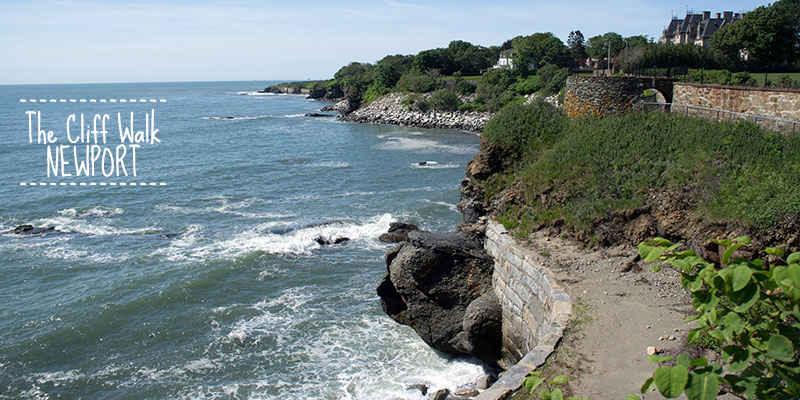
482,103,800,239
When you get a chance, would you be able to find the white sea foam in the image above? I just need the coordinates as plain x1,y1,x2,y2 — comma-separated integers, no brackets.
410,161,461,169
376,136,476,154
208,213,393,257
32,215,155,236
234,91,274,96
155,198,293,220
307,161,351,169
420,199,460,213
200,115,272,121
58,207,123,218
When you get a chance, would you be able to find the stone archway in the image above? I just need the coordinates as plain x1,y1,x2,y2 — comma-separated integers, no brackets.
563,76,674,118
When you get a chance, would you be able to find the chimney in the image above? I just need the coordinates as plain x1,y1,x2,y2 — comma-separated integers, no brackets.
723,11,733,19
703,11,711,19
715,12,721,18
734,13,740,19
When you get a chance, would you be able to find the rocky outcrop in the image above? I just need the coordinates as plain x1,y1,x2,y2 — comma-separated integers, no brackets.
12,225,58,235
340,93,494,133
379,222,419,243
377,230,501,364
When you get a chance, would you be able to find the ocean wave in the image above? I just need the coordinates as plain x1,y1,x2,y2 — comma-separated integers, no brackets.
30,215,156,236
376,136,477,154
155,198,293,220
58,206,123,218
200,113,306,121
166,214,393,261
410,161,461,169
233,91,274,96
307,161,351,169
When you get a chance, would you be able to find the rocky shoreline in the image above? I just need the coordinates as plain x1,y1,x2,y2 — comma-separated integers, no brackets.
337,93,494,133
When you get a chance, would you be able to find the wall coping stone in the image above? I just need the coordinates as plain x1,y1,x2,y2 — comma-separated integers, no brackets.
675,82,800,94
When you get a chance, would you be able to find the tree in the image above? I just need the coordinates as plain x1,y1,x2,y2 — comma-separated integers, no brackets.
567,30,588,60
374,63,400,89
510,32,571,74
586,32,625,60
446,40,496,75
710,0,800,69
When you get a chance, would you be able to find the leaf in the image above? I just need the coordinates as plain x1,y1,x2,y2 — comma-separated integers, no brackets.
540,389,552,400
684,372,719,400
689,357,708,368
732,264,752,291
787,252,800,265
723,312,745,334
652,237,674,246
723,243,744,265
788,263,800,288
654,366,689,398
649,355,674,363
550,375,569,385
676,354,691,367
644,246,665,262
730,283,759,313
766,247,784,257
733,236,750,244
641,376,655,394
552,388,563,400
523,376,544,393
625,395,641,400
766,334,794,362
721,345,751,372
651,264,662,273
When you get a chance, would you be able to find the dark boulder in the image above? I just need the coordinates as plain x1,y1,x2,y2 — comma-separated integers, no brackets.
377,231,501,364
314,236,350,245
304,113,335,118
379,222,419,243
13,225,56,235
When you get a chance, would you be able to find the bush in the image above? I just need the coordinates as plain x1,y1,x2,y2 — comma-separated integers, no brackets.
731,72,757,86
508,75,542,95
638,238,800,399
483,102,567,160
428,88,461,111
686,69,733,85
396,71,439,93
537,64,568,95
455,79,477,95
777,75,800,89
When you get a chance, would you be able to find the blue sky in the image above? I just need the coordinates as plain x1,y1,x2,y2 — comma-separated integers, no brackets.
0,0,768,84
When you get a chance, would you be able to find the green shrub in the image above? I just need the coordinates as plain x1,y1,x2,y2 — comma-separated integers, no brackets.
455,79,477,95
638,238,800,399
508,76,542,95
483,102,567,160
731,72,757,86
396,71,439,93
416,99,430,112
687,69,733,85
537,64,569,95
428,88,461,111
777,75,799,89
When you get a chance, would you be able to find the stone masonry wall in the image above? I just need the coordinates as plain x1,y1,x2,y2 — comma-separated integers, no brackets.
476,222,572,400
671,83,800,132
564,76,671,118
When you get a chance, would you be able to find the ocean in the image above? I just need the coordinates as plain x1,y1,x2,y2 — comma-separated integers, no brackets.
0,81,485,399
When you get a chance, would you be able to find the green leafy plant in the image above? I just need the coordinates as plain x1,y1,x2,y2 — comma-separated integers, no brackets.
636,237,800,399
522,372,588,400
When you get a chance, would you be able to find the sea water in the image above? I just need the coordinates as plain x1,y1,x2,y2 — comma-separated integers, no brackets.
0,82,484,399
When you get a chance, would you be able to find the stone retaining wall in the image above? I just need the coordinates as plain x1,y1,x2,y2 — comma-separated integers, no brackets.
671,83,800,131
476,222,572,400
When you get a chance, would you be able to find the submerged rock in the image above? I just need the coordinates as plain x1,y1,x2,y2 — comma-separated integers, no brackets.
12,225,57,235
377,231,501,364
314,236,350,245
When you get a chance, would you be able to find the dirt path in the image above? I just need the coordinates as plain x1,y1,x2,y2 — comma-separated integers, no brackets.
510,231,695,399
